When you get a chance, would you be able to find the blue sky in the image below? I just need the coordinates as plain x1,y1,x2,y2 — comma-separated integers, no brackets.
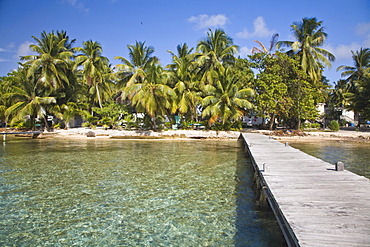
0,0,369,84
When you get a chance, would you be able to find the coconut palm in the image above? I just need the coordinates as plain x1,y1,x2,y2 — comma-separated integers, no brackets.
330,80,351,107
252,33,279,55
54,102,87,129
21,31,74,89
196,29,239,85
4,66,56,129
56,30,76,51
336,48,370,120
337,48,370,91
74,40,111,108
123,61,174,130
201,67,254,128
114,41,156,87
167,43,200,120
276,17,335,84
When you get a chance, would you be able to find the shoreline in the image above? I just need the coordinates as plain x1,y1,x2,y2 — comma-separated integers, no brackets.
39,128,242,140
2,127,370,143
258,130,370,143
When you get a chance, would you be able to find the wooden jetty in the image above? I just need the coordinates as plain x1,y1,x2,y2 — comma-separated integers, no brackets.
1,131,42,140
240,133,370,247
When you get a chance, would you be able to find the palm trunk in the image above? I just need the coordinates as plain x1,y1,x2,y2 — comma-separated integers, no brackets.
152,117,157,131
43,115,50,132
96,84,103,108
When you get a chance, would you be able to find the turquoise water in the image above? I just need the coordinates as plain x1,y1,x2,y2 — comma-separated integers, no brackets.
0,138,281,246
289,141,370,179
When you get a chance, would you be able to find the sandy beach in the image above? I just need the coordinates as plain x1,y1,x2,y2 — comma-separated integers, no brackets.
2,127,370,142
259,129,370,143
39,128,242,140
27,128,370,143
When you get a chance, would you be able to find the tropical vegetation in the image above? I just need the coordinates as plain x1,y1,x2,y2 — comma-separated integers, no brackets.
0,18,368,131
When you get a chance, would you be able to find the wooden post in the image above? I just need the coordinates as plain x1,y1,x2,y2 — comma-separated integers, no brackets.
3,134,5,141
335,162,344,171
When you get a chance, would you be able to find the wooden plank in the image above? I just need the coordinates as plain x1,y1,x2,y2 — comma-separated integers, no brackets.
241,133,370,247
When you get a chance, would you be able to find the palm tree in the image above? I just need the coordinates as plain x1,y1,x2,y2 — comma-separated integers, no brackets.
196,29,239,85
330,80,351,107
21,31,74,89
167,43,200,121
54,102,87,129
114,41,156,87
4,66,56,129
337,48,370,91
123,61,174,130
201,67,254,128
74,40,111,108
276,17,335,84
252,33,279,55
336,48,370,122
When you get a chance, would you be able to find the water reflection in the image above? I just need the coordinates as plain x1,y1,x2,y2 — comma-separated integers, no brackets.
0,138,281,246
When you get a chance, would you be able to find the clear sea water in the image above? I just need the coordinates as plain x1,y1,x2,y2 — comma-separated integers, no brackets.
0,137,282,246
289,141,370,179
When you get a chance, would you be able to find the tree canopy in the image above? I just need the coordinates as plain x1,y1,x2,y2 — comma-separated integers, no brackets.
1,20,368,131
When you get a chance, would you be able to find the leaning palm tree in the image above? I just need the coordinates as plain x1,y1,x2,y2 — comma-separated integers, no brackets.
74,40,111,108
4,66,56,130
21,30,74,89
276,17,335,84
201,67,254,128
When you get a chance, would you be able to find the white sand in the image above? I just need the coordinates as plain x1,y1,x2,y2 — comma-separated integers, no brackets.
38,128,370,142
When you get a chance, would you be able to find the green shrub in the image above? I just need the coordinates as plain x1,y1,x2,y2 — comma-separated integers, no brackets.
230,121,242,131
164,122,172,129
12,119,33,129
82,122,92,128
328,120,340,132
311,123,320,129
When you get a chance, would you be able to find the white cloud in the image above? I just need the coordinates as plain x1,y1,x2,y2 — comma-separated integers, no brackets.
187,14,228,30
324,43,361,60
0,48,6,52
0,58,9,62
236,16,274,39
61,0,89,12
237,46,253,58
15,41,35,59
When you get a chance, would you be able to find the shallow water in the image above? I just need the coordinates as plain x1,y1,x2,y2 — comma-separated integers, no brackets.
0,138,281,246
288,141,370,179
